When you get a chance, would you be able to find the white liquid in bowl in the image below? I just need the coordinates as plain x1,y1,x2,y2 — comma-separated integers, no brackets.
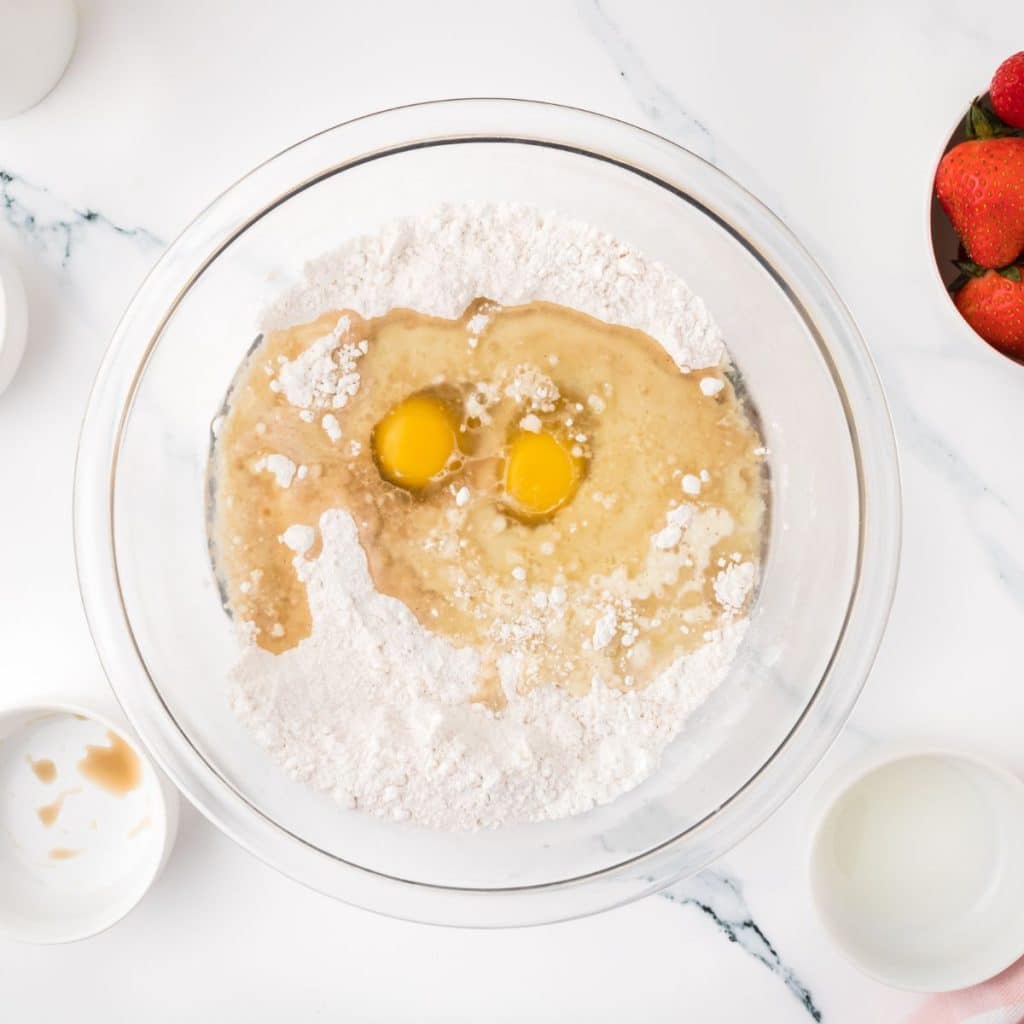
811,753,1024,991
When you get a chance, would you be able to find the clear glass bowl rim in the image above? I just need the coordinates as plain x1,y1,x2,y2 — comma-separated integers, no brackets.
74,97,901,927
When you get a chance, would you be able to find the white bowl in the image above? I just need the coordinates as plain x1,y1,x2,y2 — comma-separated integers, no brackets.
809,749,1024,991
0,702,179,943
0,250,28,395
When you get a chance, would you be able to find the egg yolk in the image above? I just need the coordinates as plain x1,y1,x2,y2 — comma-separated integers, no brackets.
503,430,582,520
373,394,458,490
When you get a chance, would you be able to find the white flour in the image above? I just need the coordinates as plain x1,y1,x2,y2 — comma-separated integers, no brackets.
230,202,755,830
232,511,747,829
264,202,724,371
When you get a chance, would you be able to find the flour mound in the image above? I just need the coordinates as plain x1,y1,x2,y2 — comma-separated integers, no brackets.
264,202,724,372
231,511,744,830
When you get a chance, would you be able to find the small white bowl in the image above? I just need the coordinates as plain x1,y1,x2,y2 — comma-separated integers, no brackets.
0,702,178,943
809,749,1024,992
0,0,77,119
0,250,28,396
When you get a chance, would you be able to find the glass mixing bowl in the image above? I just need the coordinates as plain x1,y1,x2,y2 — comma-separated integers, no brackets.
74,99,900,927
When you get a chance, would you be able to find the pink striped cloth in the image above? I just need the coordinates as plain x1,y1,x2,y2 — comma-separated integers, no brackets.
909,960,1024,1024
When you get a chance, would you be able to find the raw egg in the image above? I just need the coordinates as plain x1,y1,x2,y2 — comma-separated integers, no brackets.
503,429,583,521
373,393,458,490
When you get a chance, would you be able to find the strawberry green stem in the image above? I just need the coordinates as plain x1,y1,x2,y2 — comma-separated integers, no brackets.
965,98,1024,139
948,260,1023,292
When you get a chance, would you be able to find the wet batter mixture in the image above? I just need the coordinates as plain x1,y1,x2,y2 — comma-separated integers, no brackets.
209,202,769,829
213,299,764,710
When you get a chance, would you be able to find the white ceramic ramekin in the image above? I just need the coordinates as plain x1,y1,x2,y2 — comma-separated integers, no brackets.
0,701,179,943
809,747,1024,992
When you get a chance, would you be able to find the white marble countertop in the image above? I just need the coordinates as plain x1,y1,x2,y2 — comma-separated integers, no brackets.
2,1,1023,1020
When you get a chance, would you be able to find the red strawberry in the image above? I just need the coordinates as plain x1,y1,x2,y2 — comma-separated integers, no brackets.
952,261,1024,359
992,51,1024,129
935,102,1024,268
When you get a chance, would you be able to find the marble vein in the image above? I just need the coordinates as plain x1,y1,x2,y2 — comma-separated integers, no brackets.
0,167,163,266
578,0,786,217
577,0,716,163
871,349,1024,605
660,869,822,1021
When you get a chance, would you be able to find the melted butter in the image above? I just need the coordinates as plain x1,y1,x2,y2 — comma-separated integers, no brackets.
36,788,80,827
27,756,57,784
212,299,766,705
77,731,142,796
48,847,81,861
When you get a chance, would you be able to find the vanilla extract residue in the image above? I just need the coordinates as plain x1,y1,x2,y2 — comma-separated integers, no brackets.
26,756,57,784
77,731,142,796
36,788,80,828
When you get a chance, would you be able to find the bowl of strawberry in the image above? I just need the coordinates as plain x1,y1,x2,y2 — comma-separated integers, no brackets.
931,51,1024,364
